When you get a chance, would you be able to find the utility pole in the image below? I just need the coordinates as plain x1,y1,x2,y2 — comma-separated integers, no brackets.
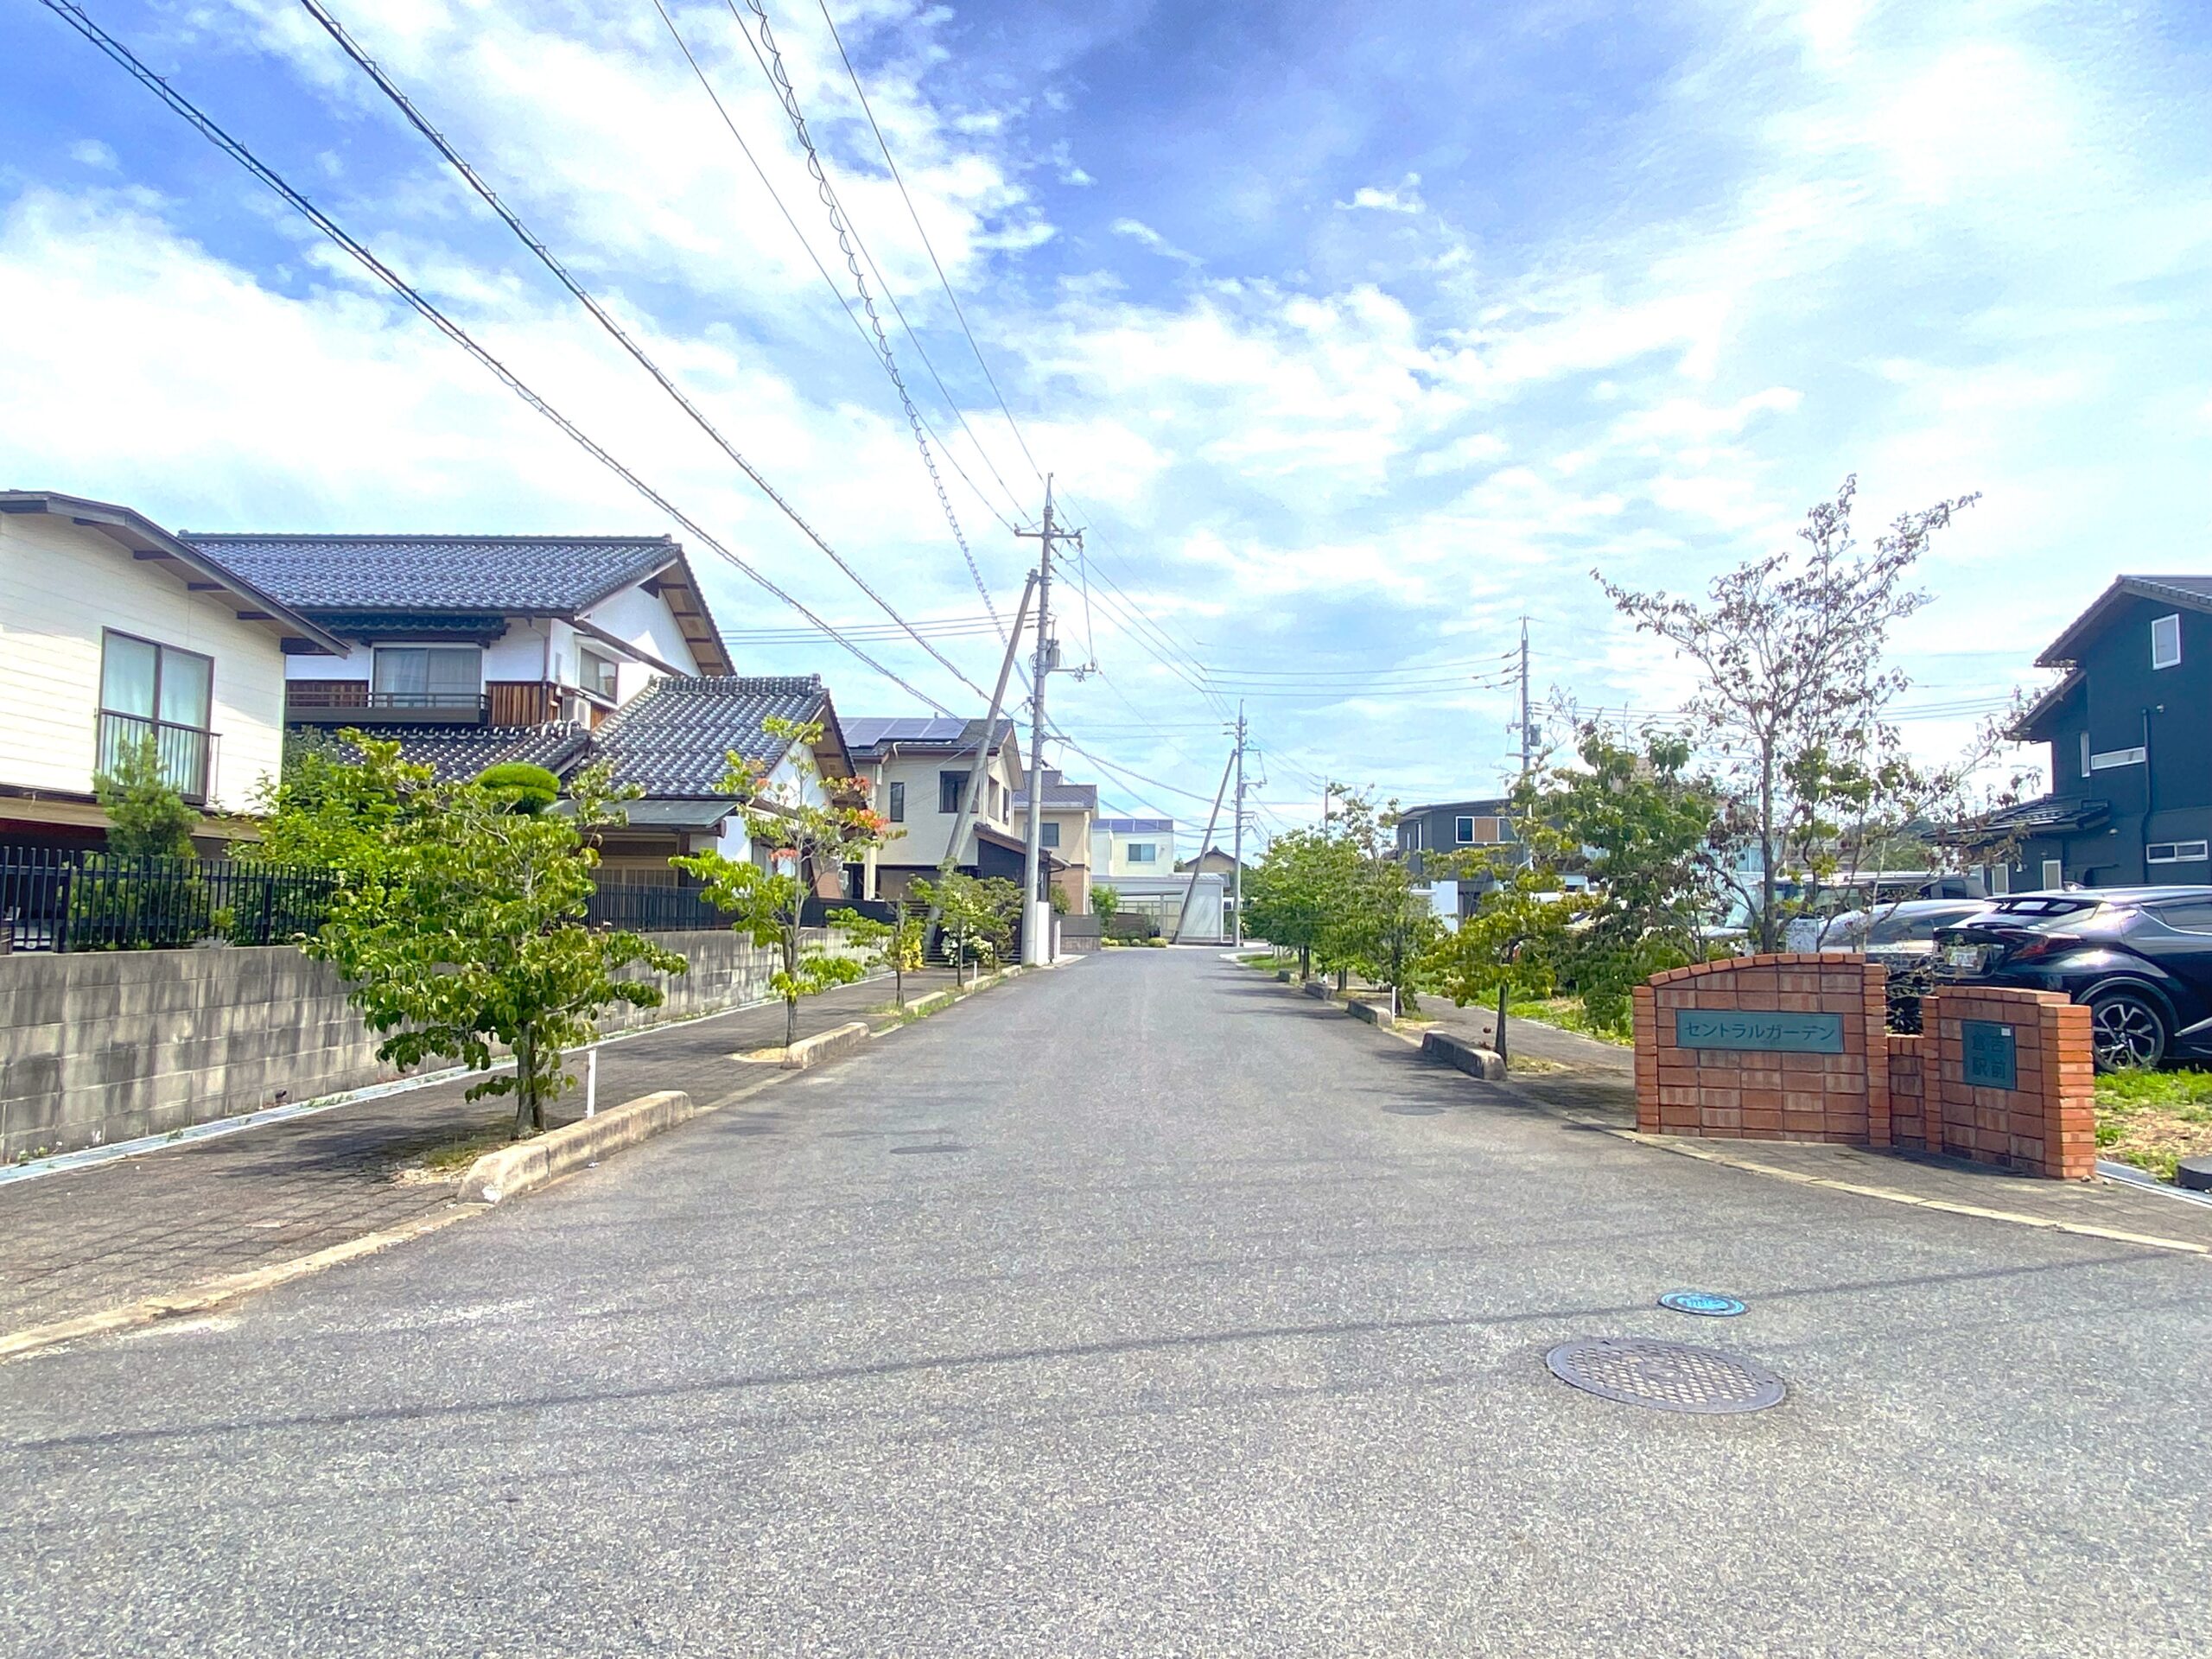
1015,476,1078,964
1518,615,1533,778
1172,743,1237,945
1230,703,1247,946
925,573,1036,942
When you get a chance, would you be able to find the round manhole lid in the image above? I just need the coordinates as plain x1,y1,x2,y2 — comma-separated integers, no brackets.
1545,1338,1785,1414
1658,1289,1747,1318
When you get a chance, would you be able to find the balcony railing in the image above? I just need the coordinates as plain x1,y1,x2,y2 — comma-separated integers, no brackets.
284,683,491,726
97,711,213,805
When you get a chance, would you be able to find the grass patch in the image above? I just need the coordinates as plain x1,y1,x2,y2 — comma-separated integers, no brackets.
2094,1069,2212,1182
1506,996,1635,1047
392,1120,518,1184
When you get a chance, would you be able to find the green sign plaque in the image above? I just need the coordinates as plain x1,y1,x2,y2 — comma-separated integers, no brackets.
1961,1019,2018,1090
1673,1009,1845,1054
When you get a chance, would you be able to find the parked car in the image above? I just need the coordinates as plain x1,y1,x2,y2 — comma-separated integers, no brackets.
1932,887,2212,1070
1818,899,1996,1033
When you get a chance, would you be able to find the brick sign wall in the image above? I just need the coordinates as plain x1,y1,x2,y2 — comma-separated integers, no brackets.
1632,957,2096,1181
1912,987,2094,1179
1633,955,1890,1146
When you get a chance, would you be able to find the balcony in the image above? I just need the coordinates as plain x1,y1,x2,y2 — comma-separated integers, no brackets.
286,682,490,726
98,711,213,805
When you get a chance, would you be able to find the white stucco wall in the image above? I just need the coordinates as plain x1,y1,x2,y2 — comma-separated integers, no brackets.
0,512,294,814
862,742,1024,871
583,580,704,687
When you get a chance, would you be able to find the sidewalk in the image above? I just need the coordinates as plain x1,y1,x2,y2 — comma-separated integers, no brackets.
1260,961,2212,1254
0,969,956,1342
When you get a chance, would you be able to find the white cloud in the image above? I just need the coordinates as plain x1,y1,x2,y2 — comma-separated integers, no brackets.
1343,173,1425,213
67,139,118,170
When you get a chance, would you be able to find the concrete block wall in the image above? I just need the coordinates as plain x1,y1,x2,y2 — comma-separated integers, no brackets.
1633,954,1891,1146
0,927,846,1162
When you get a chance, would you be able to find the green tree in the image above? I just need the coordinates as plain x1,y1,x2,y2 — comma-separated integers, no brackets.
279,755,684,1136
475,761,562,814
1243,819,1360,980
252,731,429,884
93,734,199,858
670,720,892,1048
1599,475,1979,950
1422,849,1581,1066
1091,884,1121,925
912,872,1020,983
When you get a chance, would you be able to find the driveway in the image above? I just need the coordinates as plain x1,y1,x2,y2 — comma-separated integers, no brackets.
2,950,2204,1656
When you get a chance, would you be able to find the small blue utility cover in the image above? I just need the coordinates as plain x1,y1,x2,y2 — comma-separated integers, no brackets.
1659,1290,1747,1317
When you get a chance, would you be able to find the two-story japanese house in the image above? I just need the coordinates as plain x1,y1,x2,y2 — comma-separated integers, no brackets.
1995,575,2212,889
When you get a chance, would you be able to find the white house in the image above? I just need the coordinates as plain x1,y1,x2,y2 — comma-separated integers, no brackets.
181,530,730,746
842,717,1038,902
1091,816,1176,880
0,491,343,846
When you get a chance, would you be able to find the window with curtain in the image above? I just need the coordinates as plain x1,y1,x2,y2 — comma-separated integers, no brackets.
888,781,906,823
372,645,481,705
578,647,619,700
99,630,214,799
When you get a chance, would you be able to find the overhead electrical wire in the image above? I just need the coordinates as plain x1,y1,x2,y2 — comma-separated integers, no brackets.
646,0,1021,537
38,0,957,713
293,0,994,708
813,0,1045,485
727,0,1007,640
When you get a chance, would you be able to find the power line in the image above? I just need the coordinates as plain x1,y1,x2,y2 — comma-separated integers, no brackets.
645,0,1021,537
295,0,991,706
814,0,1044,484
726,0,1007,641
41,0,955,711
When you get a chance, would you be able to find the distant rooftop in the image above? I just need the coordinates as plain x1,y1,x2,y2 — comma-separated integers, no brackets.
1096,817,1173,833
842,716,1014,757
588,675,836,797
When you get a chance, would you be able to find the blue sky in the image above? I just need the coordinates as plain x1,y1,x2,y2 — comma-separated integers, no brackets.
6,0,2211,847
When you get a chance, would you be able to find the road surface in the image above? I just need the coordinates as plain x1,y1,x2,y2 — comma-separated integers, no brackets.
3,950,2205,1656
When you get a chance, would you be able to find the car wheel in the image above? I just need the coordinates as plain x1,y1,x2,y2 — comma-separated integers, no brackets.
2086,988,2167,1072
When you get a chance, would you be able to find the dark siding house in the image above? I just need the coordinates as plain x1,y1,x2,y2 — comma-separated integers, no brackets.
1993,576,2212,889
1392,797,1518,920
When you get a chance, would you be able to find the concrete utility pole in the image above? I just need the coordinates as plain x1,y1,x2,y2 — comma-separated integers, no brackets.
925,573,1037,942
1172,744,1237,945
1518,615,1533,778
1015,476,1078,964
1230,703,1247,947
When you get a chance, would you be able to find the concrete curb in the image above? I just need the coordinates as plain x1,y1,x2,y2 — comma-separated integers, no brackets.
784,1021,869,1071
901,989,957,1018
1302,980,1334,1001
459,1090,696,1205
1346,999,1396,1030
0,1204,477,1363
1421,1030,1508,1080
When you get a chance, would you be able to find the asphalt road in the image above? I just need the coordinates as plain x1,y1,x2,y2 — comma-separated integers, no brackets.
3,950,2207,1656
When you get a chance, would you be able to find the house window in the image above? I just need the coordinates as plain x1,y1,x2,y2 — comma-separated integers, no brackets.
1040,821,1060,849
577,646,619,702
2079,731,2091,780
2041,858,2063,891
1990,863,2010,896
939,772,965,815
2146,840,2210,864
2152,613,2182,671
372,645,480,709
1128,842,1157,864
887,781,906,823
2089,745,2148,771
1404,820,1425,851
98,630,214,804
1454,815,1476,844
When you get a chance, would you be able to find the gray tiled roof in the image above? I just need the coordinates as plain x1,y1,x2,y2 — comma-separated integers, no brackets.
184,533,679,613
1014,769,1098,811
586,676,830,797
842,715,1014,759
308,723,591,784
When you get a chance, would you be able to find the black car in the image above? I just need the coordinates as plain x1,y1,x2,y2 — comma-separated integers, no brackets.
1817,899,1997,1033
1932,887,2212,1070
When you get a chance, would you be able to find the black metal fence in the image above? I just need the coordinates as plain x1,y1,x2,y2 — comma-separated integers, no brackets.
0,850,912,953
0,847,337,953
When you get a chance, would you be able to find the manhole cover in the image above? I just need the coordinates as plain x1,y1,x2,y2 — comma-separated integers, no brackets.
1544,1338,1784,1414
1658,1290,1747,1318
